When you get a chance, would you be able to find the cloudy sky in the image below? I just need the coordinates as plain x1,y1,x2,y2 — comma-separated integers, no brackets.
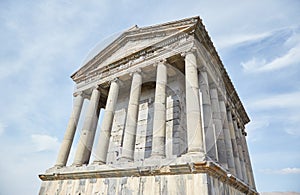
0,0,299,194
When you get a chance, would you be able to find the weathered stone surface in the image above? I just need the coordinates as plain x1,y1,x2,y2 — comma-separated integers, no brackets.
39,16,257,195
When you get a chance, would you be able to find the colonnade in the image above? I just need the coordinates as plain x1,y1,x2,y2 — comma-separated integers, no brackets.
54,49,254,187
199,65,255,186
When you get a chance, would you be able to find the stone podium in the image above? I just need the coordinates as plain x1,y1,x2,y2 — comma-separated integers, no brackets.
39,16,258,195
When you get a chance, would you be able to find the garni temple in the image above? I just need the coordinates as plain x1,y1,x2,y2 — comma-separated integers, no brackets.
39,16,257,195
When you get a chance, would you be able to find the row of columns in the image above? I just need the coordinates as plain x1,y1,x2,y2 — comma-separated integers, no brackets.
54,49,254,188
199,66,255,186
55,50,205,168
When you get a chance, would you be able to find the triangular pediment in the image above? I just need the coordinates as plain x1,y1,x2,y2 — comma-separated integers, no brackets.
71,16,200,81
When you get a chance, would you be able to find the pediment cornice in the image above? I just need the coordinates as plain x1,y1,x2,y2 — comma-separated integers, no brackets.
71,16,200,81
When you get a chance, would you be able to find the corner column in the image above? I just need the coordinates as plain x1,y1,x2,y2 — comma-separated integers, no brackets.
55,92,84,167
94,79,120,164
198,68,217,161
73,86,101,166
210,87,228,169
227,109,242,178
184,49,205,156
120,70,142,161
241,130,256,189
233,119,248,183
219,100,235,174
151,61,167,157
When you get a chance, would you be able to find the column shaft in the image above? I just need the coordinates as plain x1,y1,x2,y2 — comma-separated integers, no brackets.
234,120,248,183
121,71,142,161
210,88,228,169
199,70,217,161
151,62,167,157
241,132,256,189
55,93,84,167
185,51,205,155
227,109,242,178
73,87,101,166
94,80,120,163
219,100,235,174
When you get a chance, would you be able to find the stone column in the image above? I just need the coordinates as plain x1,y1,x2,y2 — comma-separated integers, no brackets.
219,100,235,174
210,87,228,169
227,109,242,178
151,61,167,157
55,92,84,167
233,119,248,183
120,70,142,161
73,87,101,166
184,50,205,155
241,131,256,189
198,68,217,161
94,79,120,164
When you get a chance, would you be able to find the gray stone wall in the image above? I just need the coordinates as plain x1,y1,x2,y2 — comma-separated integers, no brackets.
106,77,187,164
40,173,249,195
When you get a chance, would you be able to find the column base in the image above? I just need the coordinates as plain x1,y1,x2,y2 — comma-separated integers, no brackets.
71,162,84,167
179,152,206,163
92,160,106,165
118,156,134,163
204,154,218,162
144,155,166,166
53,165,65,169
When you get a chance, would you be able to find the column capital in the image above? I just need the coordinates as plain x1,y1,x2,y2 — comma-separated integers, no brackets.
73,91,84,97
209,83,218,90
74,91,90,99
153,59,168,67
91,85,101,91
199,65,207,72
129,68,142,77
110,77,122,85
181,46,197,58
111,77,119,82
232,114,238,121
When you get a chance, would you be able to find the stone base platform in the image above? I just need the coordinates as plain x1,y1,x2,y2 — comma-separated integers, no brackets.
39,159,258,195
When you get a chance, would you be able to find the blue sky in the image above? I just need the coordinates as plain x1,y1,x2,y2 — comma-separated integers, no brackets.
0,0,300,194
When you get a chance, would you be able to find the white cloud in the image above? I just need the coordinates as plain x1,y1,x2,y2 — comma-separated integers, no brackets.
285,128,300,136
279,168,300,174
0,122,5,136
249,92,300,110
216,32,272,49
262,168,300,175
241,57,267,72
31,134,60,152
242,32,300,73
245,118,269,142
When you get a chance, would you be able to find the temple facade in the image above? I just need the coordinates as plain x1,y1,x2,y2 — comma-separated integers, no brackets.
39,16,258,195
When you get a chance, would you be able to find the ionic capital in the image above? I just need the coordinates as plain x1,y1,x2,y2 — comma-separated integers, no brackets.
153,59,168,67
91,85,101,91
110,77,124,87
129,68,142,77
209,83,218,89
73,91,84,97
199,65,207,73
111,77,120,84
182,46,197,58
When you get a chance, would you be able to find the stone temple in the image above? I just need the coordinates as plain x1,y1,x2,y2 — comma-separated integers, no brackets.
39,16,258,194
